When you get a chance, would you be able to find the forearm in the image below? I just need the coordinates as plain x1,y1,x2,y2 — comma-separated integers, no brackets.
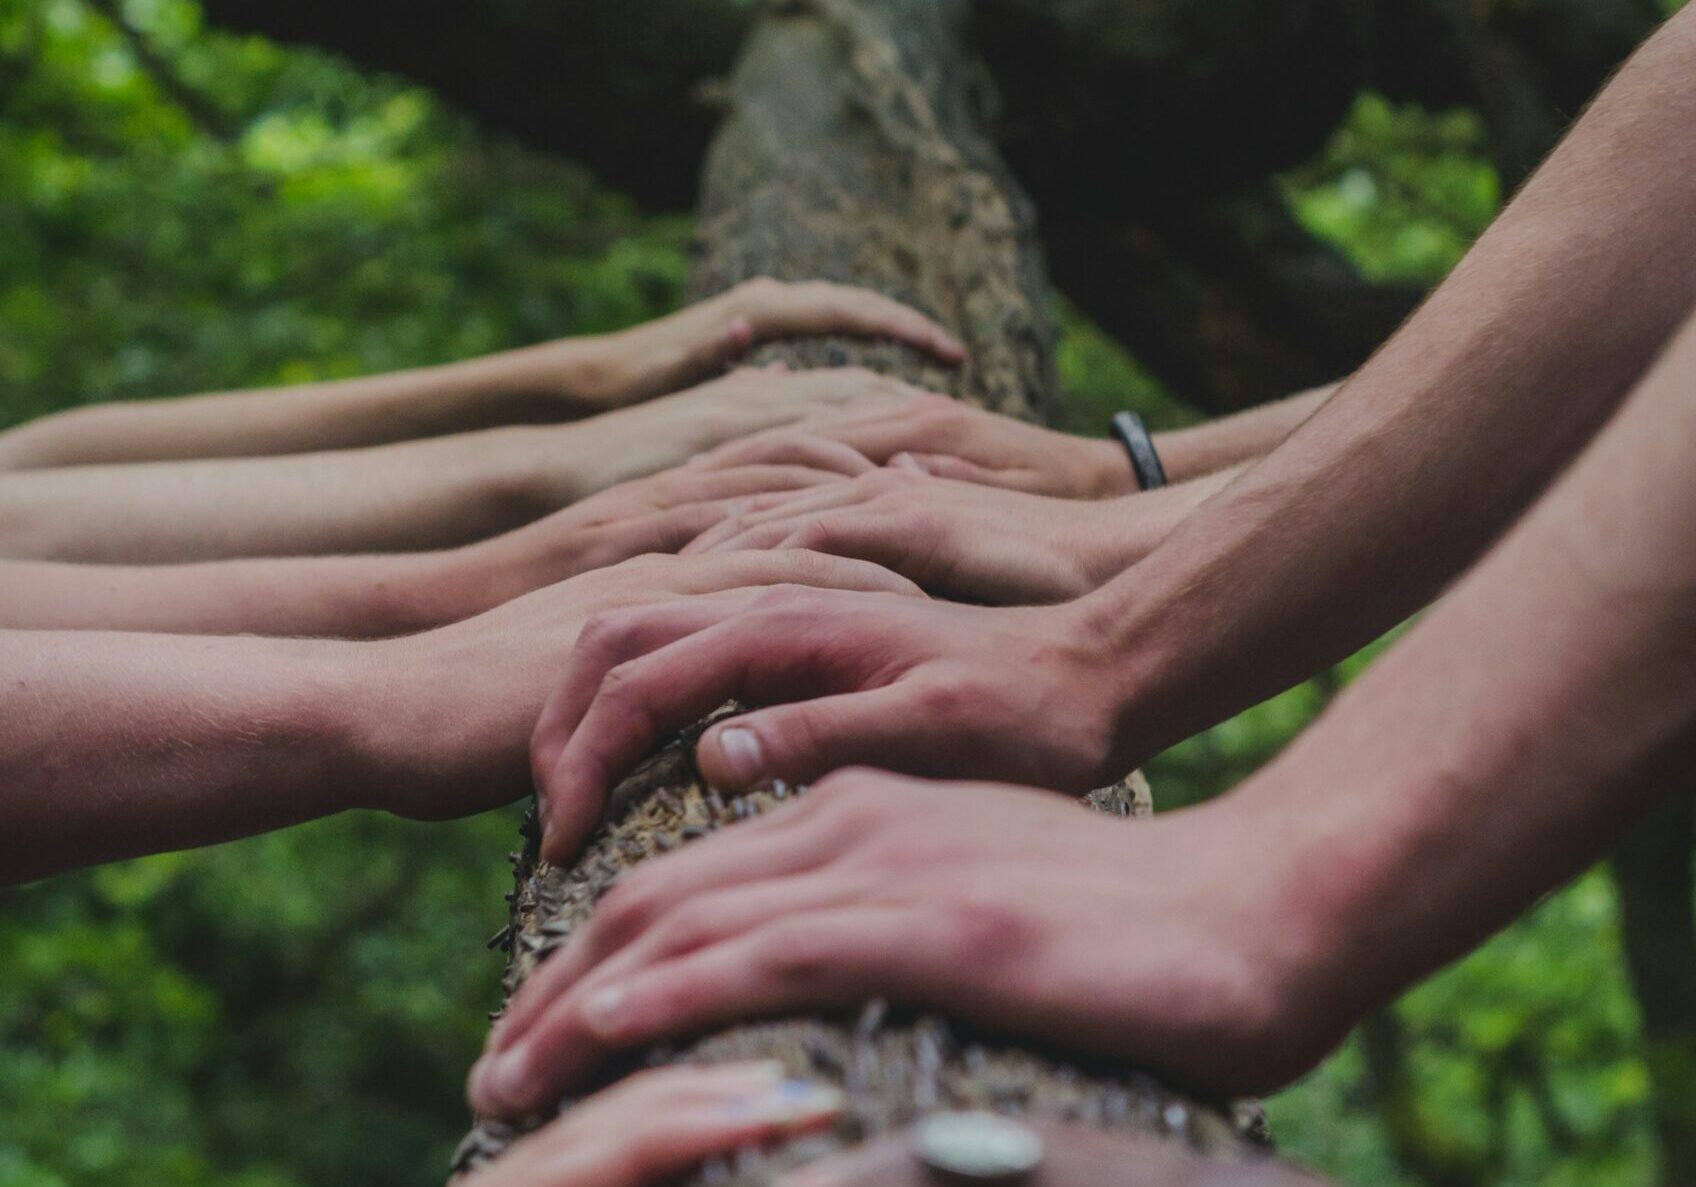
0,338,618,471
0,630,383,883
1153,384,1334,482
1238,309,1696,1021
1092,9,1696,758
0,549,495,637
0,425,581,563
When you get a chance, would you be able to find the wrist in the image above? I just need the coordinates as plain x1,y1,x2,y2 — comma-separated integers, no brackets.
1077,435,1141,498
343,628,530,820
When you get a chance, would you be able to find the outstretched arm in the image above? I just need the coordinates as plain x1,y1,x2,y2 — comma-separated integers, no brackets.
0,549,919,885
0,367,923,563
484,305,1696,1116
519,6,1696,834
0,462,850,635
0,280,962,470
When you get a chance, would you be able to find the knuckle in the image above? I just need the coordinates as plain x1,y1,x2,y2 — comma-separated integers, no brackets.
944,895,1032,963
754,920,839,985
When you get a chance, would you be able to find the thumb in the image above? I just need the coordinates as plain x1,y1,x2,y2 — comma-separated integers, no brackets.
697,687,926,790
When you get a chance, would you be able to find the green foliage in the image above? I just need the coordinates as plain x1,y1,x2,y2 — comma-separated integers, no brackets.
0,4,1672,1187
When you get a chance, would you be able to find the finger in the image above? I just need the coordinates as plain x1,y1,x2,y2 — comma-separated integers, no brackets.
775,1137,922,1187
557,907,943,1086
693,520,797,556
886,451,1026,487
663,463,854,504
743,281,966,364
486,801,840,1057
690,430,878,478
697,684,947,791
688,485,881,554
530,594,755,828
671,550,924,600
537,591,908,862
481,873,877,1112
468,1062,842,1187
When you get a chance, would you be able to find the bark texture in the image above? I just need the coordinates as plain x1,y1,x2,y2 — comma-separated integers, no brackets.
451,2,1272,1182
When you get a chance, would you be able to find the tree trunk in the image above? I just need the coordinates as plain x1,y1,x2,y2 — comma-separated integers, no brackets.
451,1,1272,1181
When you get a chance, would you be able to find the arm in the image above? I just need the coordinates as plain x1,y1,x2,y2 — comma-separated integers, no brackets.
1094,6,1696,759
683,464,1243,604
486,305,1696,1115
0,462,851,635
0,366,923,563
0,549,919,885
518,10,1696,849
0,280,963,470
692,383,1329,498
1152,382,1333,483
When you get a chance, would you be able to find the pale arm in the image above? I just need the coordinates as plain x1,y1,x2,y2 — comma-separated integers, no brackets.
1089,7,1696,761
1235,304,1696,1026
0,367,920,563
486,310,1696,1113
0,280,964,470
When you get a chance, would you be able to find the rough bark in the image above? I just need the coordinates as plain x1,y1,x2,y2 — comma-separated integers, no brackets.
450,2,1274,1182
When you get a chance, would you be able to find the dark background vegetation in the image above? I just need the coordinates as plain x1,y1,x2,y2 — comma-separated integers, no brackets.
0,1,1691,1185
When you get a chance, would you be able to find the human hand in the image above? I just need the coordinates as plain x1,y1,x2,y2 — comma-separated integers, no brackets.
529,587,1135,859
356,551,923,823
684,467,1178,603
689,393,1135,498
561,366,940,498
581,279,965,404
470,772,1341,1118
459,1061,842,1187
450,459,864,616
773,1120,1332,1187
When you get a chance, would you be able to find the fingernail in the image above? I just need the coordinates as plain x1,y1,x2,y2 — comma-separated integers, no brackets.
582,984,629,1037
889,452,925,472
713,727,765,786
731,1079,845,1125
475,1045,531,1112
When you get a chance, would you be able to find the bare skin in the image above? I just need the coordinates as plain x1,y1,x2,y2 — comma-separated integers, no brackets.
525,9,1696,858
0,462,866,636
0,366,939,563
459,1063,843,1187
775,1122,1330,1187
0,550,920,886
684,464,1241,604
0,279,963,470
476,302,1696,1115
689,384,1328,498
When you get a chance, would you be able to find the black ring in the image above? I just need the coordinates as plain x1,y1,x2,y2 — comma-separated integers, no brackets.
1110,411,1168,491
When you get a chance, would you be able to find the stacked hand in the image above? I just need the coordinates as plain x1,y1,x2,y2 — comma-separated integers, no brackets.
691,393,1136,498
684,466,1202,604
527,586,1137,858
469,772,1340,1120
580,279,965,406
356,551,923,823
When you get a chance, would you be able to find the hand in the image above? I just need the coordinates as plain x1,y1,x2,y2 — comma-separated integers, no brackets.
774,1121,1332,1187
469,772,1341,1119
529,587,1135,859
690,394,1135,498
684,467,1174,603
355,551,924,823
449,460,863,615
558,366,940,500
460,1061,842,1187
581,279,965,404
